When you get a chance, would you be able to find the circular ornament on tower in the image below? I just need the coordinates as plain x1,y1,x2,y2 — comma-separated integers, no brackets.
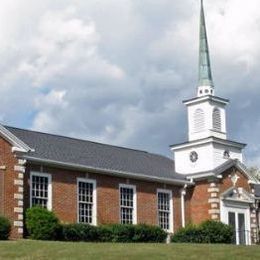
190,151,198,163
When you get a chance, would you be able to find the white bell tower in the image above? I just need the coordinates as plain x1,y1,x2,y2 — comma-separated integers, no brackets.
185,95,228,142
171,0,246,175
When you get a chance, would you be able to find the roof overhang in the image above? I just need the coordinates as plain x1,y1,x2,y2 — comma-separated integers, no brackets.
186,159,259,183
0,124,33,153
21,155,193,186
170,136,246,151
186,172,216,181
183,95,229,106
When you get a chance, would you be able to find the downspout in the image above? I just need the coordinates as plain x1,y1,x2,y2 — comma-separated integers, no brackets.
0,165,6,215
256,200,260,243
181,184,187,228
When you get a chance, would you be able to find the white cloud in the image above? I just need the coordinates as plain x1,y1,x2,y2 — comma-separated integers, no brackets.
0,0,259,166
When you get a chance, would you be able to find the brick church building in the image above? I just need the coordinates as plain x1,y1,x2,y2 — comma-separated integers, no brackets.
0,0,259,244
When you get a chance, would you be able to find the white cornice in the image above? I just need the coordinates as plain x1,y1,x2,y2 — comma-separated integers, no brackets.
183,95,229,106
170,136,246,151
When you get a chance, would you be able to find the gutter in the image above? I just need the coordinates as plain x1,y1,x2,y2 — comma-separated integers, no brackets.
187,172,215,180
21,156,193,186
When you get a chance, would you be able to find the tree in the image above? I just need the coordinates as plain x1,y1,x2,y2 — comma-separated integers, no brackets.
248,166,260,181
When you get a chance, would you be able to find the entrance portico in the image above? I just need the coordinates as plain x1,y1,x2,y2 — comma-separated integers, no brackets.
220,187,254,245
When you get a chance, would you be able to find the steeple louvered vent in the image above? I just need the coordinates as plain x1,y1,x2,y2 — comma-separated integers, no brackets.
194,108,205,132
213,108,221,132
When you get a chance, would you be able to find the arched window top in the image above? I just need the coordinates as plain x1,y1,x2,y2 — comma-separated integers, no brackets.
193,108,205,132
213,107,221,132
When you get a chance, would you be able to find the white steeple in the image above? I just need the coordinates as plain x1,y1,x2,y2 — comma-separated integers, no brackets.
185,0,228,142
170,0,246,175
197,0,215,97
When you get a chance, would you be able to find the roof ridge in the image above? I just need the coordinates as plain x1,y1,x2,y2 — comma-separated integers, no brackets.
3,124,158,155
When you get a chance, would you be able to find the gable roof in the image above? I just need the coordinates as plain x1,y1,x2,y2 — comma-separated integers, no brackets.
3,125,189,185
0,124,33,152
187,159,259,183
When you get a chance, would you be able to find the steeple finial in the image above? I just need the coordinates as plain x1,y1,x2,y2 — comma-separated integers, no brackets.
197,0,214,97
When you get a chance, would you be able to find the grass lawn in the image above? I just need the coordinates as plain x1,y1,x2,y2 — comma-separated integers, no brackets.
0,241,259,260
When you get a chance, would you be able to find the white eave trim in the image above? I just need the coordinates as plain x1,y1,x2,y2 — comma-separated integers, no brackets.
21,156,193,186
0,124,33,152
222,197,255,204
171,137,246,151
183,95,229,106
248,180,259,185
186,172,215,180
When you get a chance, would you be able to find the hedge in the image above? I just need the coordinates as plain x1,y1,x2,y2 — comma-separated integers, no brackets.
131,224,168,243
62,223,99,242
26,207,61,240
171,220,234,244
25,208,167,242
171,224,203,243
63,223,167,243
0,216,11,240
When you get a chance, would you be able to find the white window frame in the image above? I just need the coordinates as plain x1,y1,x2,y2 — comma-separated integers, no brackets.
220,200,251,245
77,178,97,226
157,189,174,233
30,171,52,210
119,184,137,225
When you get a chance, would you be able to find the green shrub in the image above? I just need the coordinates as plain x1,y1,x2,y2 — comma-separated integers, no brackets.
26,207,61,240
0,216,11,240
171,221,234,244
132,224,167,243
200,220,234,243
62,223,167,243
97,225,114,242
97,224,167,243
62,223,99,242
171,224,203,243
109,224,135,242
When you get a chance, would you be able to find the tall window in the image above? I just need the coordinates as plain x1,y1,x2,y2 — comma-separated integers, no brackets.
30,172,52,210
213,108,221,131
193,108,205,132
77,179,96,225
157,189,173,232
120,184,136,224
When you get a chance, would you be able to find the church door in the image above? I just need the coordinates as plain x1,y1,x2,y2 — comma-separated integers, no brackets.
228,211,247,245
221,202,251,245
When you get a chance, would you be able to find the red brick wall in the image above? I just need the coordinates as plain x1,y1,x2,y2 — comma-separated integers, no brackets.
185,180,211,224
186,166,252,225
219,167,251,193
0,137,20,239
25,164,183,233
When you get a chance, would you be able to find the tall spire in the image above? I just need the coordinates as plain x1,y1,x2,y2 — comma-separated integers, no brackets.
197,0,214,97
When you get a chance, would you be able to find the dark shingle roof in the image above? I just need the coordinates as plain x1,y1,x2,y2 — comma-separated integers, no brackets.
255,184,260,198
5,126,185,181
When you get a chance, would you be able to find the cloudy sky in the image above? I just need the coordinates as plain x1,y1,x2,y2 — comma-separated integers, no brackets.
0,0,260,166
